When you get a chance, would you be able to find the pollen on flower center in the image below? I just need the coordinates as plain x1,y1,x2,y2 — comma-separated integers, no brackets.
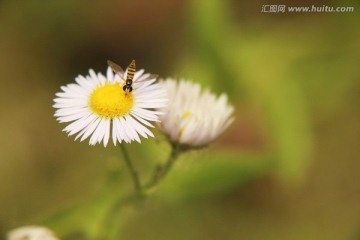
89,84,133,118
182,112,191,119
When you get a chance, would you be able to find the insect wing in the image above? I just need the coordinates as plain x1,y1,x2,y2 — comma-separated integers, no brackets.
107,60,125,80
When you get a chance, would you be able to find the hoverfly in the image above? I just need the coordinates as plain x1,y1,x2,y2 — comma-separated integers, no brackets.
107,60,158,95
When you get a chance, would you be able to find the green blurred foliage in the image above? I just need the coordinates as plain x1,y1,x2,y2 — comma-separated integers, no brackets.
1,0,360,239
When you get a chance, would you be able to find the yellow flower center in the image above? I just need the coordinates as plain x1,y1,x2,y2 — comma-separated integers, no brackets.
182,112,191,119
89,84,134,118
178,112,192,138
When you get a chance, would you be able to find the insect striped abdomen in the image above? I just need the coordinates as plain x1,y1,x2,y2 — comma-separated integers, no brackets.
126,60,136,82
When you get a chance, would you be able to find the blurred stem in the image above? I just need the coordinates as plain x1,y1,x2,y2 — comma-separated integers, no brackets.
120,144,141,195
144,145,184,190
100,193,139,240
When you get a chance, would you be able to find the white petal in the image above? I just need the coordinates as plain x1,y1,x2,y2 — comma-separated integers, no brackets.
78,117,101,141
64,113,96,136
119,117,133,143
130,112,155,128
111,120,119,145
103,119,111,147
114,118,127,143
124,116,141,143
56,110,91,123
90,118,107,145
127,115,153,138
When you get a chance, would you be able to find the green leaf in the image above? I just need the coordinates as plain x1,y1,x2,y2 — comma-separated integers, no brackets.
43,172,124,239
155,151,274,203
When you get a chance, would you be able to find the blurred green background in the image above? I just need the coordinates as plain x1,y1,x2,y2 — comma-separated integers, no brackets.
1,0,360,239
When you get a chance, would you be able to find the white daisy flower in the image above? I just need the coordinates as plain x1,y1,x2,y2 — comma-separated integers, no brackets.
158,79,234,148
7,226,59,240
53,63,167,147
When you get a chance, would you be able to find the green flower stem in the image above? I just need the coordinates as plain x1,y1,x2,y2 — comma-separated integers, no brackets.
120,144,141,194
100,194,139,240
144,145,184,190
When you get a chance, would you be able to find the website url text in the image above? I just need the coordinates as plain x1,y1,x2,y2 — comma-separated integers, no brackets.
261,5,354,13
